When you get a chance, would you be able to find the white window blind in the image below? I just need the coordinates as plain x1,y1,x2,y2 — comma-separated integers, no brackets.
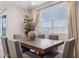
38,2,68,34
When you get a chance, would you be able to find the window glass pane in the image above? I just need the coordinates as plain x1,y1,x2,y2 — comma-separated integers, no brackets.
0,17,2,37
38,2,68,34
0,15,6,37
2,17,6,36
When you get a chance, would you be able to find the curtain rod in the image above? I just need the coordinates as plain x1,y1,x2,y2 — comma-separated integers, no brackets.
36,1,63,11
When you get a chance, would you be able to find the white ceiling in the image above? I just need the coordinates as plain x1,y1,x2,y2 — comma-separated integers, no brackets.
0,1,48,9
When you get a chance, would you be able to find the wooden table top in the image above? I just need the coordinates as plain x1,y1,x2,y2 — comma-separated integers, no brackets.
18,38,64,53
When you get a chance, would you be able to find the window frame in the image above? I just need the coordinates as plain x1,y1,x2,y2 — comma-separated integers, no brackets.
37,1,68,34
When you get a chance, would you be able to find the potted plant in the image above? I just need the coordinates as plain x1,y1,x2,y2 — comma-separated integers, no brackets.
24,15,31,36
24,15,37,40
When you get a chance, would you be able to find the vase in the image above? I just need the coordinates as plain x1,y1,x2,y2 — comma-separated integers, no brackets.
28,31,37,40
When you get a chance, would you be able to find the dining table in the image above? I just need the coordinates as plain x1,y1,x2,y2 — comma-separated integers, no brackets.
17,38,64,57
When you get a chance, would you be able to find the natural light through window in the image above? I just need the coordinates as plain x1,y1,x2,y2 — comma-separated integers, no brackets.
0,15,6,37
38,2,68,34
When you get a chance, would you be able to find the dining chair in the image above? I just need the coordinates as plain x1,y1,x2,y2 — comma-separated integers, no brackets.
48,35,58,40
38,34,45,38
13,34,24,39
1,37,10,58
7,39,40,58
13,34,30,53
44,38,75,58
55,38,75,58
48,35,59,53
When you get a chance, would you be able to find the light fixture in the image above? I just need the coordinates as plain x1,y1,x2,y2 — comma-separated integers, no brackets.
31,2,35,5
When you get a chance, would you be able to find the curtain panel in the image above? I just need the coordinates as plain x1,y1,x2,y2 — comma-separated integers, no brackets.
68,1,78,57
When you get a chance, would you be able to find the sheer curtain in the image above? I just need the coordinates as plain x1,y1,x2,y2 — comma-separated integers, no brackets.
68,1,78,57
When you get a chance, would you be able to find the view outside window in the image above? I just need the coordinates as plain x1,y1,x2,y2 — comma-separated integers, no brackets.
38,2,68,35
0,15,6,37
0,17,2,37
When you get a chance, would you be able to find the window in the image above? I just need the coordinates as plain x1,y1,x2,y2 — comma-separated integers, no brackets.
0,15,6,37
38,2,68,34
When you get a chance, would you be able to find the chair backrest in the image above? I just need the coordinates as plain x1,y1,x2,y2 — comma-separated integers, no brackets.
1,37,10,57
48,35,58,40
38,34,45,38
7,39,23,58
63,38,75,58
13,34,23,39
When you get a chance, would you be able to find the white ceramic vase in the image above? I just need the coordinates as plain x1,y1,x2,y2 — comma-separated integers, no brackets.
28,31,37,40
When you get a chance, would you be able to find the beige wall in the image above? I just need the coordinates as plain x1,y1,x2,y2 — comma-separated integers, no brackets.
6,5,29,39
0,4,28,39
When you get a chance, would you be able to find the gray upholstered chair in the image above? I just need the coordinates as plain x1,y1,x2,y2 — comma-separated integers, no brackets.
13,34,24,39
55,38,75,58
1,37,10,58
44,38,75,58
7,39,23,58
48,35,58,40
38,34,45,38
48,35,59,53
13,34,30,53
7,39,40,58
